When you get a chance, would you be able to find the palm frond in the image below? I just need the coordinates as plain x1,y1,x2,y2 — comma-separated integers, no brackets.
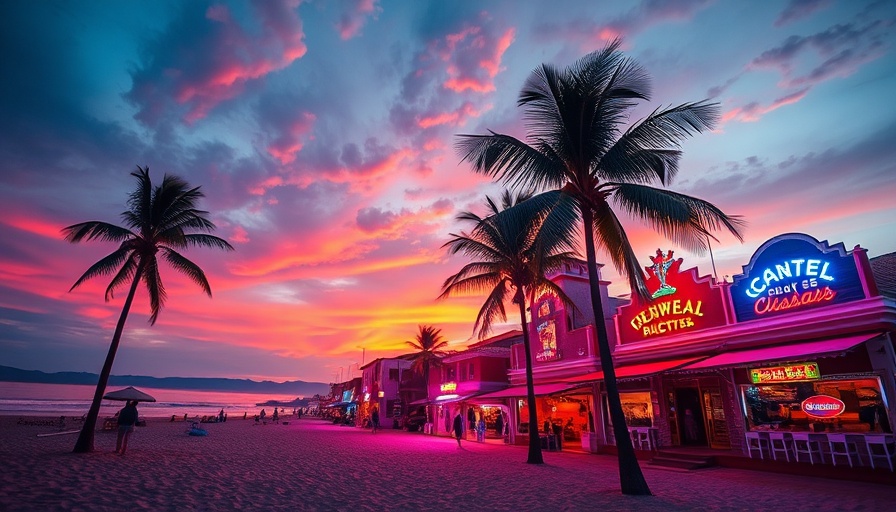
455,133,563,192
600,101,719,184
161,247,213,297
141,255,165,325
104,254,138,301
62,221,134,244
591,198,651,301
611,182,745,252
471,279,511,339
69,246,133,292
181,233,235,251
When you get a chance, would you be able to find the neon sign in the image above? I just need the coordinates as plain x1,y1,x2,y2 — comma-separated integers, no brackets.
616,250,727,343
730,234,865,322
802,395,845,418
749,363,820,384
535,320,559,362
440,382,457,393
745,258,834,298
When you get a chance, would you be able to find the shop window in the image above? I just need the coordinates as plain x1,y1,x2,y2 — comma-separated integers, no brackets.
604,391,654,428
516,395,592,440
742,377,890,434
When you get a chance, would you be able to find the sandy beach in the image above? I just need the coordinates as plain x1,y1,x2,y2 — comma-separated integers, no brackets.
2,414,894,512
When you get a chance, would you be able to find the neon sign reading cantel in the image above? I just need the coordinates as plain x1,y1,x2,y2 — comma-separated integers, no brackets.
745,258,834,298
744,258,837,316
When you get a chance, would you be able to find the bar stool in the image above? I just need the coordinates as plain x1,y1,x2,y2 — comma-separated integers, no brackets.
745,431,769,459
768,432,792,462
864,434,895,471
791,432,824,465
827,433,860,467
635,428,653,451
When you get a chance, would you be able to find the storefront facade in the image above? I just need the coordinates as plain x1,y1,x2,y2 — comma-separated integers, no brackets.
608,233,896,457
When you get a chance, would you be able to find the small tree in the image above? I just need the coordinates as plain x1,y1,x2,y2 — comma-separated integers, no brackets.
440,191,578,463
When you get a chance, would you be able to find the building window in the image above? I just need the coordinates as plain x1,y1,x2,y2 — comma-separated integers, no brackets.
388,368,399,381
468,362,475,380
742,376,889,433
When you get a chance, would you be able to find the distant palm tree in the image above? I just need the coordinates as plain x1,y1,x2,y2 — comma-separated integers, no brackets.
439,190,579,464
405,325,450,400
63,166,233,453
455,40,744,493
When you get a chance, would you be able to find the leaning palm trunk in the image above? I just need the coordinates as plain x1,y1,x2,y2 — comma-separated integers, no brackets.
73,260,146,453
582,209,650,494
517,296,543,464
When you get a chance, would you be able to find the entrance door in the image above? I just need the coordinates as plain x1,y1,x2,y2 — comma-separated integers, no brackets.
701,387,731,449
675,388,706,446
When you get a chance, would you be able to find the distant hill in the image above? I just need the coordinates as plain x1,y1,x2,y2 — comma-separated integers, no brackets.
0,365,329,397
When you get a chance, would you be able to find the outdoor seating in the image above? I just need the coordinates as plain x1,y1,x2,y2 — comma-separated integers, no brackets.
863,434,895,471
745,431,769,459
791,432,824,465
826,434,861,467
630,427,653,451
768,432,791,462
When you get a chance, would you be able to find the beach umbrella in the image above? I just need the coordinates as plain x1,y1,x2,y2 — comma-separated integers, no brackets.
103,386,157,402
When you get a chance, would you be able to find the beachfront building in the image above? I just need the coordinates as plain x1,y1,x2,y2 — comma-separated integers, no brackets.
575,233,896,469
358,357,413,429
423,330,519,441
459,233,896,468
326,377,362,424
470,261,622,452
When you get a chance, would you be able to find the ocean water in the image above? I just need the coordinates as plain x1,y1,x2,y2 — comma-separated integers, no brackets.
0,382,302,419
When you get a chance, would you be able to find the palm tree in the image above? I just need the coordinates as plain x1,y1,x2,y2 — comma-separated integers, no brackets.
405,325,450,402
455,40,744,494
63,166,234,453
439,190,579,463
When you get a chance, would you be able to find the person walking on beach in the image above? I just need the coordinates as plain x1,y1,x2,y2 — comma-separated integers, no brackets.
371,407,380,434
453,410,464,448
272,408,279,424
260,409,267,425
115,400,138,455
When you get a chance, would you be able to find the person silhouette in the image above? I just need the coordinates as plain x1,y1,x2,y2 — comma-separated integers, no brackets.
453,411,464,448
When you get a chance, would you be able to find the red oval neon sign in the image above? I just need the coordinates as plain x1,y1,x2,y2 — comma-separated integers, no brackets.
801,395,845,418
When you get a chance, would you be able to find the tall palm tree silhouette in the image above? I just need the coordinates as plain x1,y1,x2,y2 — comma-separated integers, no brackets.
64,166,233,453
456,40,744,493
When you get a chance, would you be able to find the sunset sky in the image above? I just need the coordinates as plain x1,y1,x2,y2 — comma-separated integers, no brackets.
1,0,894,385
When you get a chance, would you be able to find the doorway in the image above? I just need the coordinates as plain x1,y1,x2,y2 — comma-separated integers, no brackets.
675,387,707,446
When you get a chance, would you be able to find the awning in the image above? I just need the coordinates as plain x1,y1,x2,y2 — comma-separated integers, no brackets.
676,333,881,372
475,382,581,400
564,356,704,384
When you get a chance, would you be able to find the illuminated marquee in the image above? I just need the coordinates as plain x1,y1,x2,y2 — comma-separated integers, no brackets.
440,382,457,393
616,250,728,343
730,234,865,322
535,319,560,362
749,363,820,384
802,395,846,418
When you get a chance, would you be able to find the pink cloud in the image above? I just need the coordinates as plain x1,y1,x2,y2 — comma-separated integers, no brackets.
418,101,492,129
267,112,317,164
336,0,380,40
130,1,308,126
721,88,809,123
441,27,515,93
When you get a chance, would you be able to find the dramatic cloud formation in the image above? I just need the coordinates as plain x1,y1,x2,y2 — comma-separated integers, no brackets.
0,0,894,384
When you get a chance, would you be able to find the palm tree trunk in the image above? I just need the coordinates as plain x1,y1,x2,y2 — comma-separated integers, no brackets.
73,261,145,453
517,294,544,464
581,208,651,495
